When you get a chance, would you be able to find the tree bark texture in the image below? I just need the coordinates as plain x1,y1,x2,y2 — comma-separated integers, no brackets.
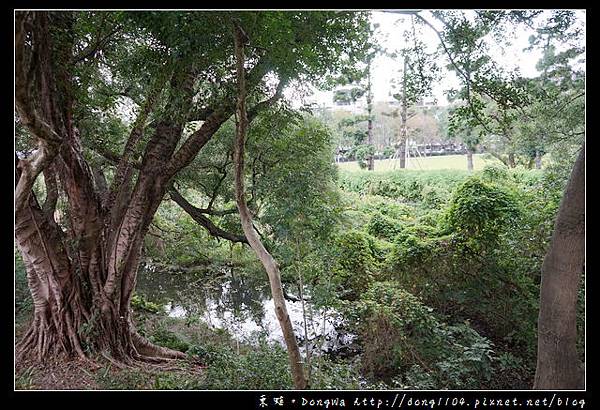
533,144,585,389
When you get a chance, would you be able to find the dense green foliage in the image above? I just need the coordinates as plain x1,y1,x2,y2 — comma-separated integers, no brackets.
323,164,575,388
339,169,469,202
15,9,584,391
140,141,575,390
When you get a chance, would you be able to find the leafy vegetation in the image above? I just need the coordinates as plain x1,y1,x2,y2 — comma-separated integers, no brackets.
14,9,584,391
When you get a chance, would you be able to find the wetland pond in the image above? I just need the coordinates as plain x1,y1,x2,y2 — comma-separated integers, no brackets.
135,262,358,358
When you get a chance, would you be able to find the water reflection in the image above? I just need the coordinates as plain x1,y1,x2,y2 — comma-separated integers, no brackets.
135,263,357,356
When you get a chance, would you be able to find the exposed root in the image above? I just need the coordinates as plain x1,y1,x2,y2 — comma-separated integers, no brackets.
131,331,187,360
100,351,133,369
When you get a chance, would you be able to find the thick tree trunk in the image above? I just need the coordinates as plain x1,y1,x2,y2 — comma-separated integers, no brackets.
15,188,88,361
534,144,585,389
15,12,188,363
16,158,185,363
15,11,272,368
16,205,185,364
232,22,307,389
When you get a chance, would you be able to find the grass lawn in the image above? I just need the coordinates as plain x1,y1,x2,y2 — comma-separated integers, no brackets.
336,154,502,172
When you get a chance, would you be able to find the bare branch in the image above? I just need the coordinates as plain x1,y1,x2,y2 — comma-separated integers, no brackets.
169,187,248,244
71,22,123,65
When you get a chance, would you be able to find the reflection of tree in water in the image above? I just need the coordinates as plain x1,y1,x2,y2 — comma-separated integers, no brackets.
136,264,358,355
136,265,270,328
207,270,270,329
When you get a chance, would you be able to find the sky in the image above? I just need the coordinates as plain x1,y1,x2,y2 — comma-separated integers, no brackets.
298,10,586,108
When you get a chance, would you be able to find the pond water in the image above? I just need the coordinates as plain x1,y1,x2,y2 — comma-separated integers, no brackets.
135,262,358,357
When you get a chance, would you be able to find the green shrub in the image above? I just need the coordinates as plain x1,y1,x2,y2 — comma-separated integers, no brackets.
346,282,440,380
309,357,362,389
481,163,509,181
346,282,496,389
338,169,468,203
131,293,163,314
420,185,450,208
366,212,404,240
331,230,377,299
149,327,190,353
199,339,293,389
389,234,434,269
445,177,519,240
152,372,205,390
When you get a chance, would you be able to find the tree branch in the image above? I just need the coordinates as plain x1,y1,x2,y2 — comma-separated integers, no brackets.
14,12,62,211
88,142,142,171
70,22,122,65
103,67,171,210
165,57,272,179
169,187,248,244
247,77,288,121
231,19,307,389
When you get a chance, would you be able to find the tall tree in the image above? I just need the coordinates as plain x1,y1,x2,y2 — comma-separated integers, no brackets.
534,144,585,389
14,10,370,365
388,14,440,168
232,20,307,389
396,57,409,168
365,57,375,170
331,22,378,171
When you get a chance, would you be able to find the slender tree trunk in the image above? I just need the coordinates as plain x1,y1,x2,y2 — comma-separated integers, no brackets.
534,144,585,389
398,57,408,169
398,142,407,169
535,150,542,169
466,148,474,171
507,152,516,168
232,21,307,389
366,61,374,171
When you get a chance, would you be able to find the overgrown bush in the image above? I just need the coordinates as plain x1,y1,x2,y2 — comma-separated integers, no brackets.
445,176,520,241
338,169,468,203
366,212,404,240
131,293,163,314
149,327,191,353
194,338,294,389
345,281,496,389
331,230,378,299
